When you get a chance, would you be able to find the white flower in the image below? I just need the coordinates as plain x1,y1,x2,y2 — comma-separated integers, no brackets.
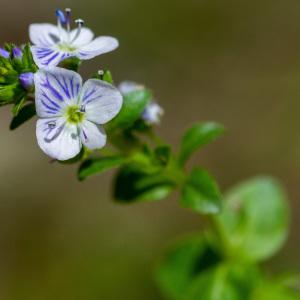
29,8,119,68
118,81,164,125
35,67,122,160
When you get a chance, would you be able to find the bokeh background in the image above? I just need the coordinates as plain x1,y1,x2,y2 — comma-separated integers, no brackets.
0,0,300,299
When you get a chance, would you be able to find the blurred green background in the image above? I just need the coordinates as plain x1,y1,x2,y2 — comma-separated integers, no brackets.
0,0,300,299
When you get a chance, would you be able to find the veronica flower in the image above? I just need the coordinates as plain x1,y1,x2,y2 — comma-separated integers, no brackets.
35,67,122,160
29,8,119,68
118,81,164,125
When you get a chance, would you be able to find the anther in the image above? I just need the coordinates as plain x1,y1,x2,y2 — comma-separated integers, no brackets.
70,19,85,44
65,8,72,42
98,70,104,76
80,105,86,112
75,18,84,25
55,9,67,24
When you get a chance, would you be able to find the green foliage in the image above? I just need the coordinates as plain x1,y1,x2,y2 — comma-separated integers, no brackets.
181,168,222,214
252,280,300,300
0,43,36,108
156,235,222,300
156,177,296,300
184,263,258,300
101,70,114,84
114,164,176,203
10,102,36,130
106,88,152,132
156,234,259,300
59,57,81,71
178,122,225,166
217,177,289,261
78,155,127,181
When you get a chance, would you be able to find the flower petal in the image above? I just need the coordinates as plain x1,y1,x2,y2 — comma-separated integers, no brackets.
29,23,67,47
118,81,144,95
77,36,119,60
36,117,81,161
70,27,94,47
80,120,106,149
31,46,74,68
35,67,83,118
79,79,123,124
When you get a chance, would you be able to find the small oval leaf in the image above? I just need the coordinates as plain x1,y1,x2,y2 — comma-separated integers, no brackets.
10,102,36,130
217,177,289,261
179,122,225,165
181,168,222,214
78,155,126,181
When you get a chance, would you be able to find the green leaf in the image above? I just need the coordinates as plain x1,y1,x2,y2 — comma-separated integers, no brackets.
102,70,113,84
11,95,26,116
154,145,171,166
185,263,259,300
106,89,152,132
156,235,222,300
252,280,300,300
78,155,126,181
178,122,225,165
114,164,175,203
10,102,35,130
181,168,222,214
217,177,289,261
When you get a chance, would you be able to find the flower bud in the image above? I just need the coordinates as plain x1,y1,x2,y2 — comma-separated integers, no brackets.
142,102,164,125
0,47,10,59
19,72,34,91
12,47,23,59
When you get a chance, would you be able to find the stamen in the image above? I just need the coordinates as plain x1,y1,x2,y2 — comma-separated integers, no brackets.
70,19,84,44
98,70,104,76
65,8,72,43
48,121,56,129
55,9,66,42
55,9,67,24
80,105,86,112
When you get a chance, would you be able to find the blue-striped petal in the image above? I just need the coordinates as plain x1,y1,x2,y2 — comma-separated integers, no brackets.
79,121,106,150
35,67,83,118
36,117,81,161
76,36,119,60
31,46,74,68
29,24,68,47
79,79,123,124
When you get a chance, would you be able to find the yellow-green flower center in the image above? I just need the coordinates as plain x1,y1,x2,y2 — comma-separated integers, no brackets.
58,43,77,52
66,105,84,124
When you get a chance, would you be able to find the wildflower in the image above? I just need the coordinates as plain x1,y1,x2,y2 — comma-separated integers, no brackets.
19,72,34,91
118,81,164,125
35,67,122,160
29,8,119,68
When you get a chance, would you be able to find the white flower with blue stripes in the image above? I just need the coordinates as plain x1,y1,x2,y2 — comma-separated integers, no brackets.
35,67,122,160
30,8,119,68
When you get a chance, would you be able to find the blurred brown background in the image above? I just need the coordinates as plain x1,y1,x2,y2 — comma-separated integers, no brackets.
0,0,300,299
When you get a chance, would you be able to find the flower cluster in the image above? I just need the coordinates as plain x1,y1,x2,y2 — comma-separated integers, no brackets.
0,8,163,161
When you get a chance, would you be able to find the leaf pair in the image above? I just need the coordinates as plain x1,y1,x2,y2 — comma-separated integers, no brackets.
157,177,293,300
